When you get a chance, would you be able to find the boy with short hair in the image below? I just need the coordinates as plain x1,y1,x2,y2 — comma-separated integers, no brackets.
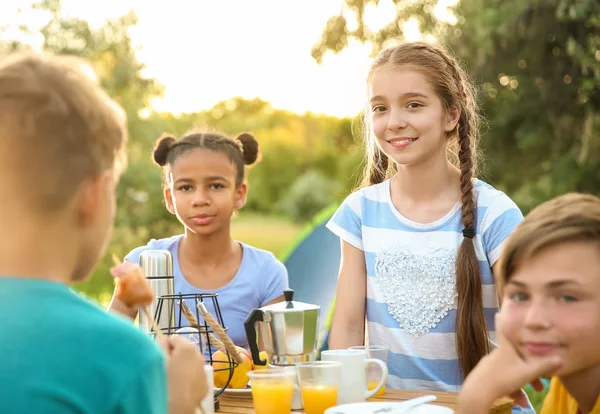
0,52,205,413
459,193,600,414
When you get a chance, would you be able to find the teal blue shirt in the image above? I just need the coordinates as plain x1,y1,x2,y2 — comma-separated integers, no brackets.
0,277,167,413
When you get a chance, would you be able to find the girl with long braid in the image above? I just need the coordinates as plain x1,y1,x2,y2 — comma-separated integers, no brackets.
326,42,526,404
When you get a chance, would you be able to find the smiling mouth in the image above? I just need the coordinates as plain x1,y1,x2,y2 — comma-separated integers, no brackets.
387,137,418,149
388,137,418,143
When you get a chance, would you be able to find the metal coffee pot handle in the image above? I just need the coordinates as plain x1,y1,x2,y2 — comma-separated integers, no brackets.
244,307,267,366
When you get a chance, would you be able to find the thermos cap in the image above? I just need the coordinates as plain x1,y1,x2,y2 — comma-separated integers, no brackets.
138,250,174,278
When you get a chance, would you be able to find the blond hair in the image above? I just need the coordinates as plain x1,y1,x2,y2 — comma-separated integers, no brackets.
361,41,485,377
497,193,600,294
0,52,127,210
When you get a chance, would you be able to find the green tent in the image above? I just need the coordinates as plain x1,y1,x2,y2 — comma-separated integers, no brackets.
280,205,339,356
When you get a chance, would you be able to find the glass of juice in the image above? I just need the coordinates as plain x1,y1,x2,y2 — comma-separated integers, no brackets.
248,369,295,414
296,361,342,414
348,345,389,397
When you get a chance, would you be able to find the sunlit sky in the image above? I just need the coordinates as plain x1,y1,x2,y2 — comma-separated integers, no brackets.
1,0,456,117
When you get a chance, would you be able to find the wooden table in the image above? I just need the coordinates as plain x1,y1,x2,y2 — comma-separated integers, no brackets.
217,389,513,413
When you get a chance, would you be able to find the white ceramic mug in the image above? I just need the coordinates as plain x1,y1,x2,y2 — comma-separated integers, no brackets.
321,349,388,404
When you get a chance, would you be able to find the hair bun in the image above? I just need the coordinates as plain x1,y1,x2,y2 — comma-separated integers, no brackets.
153,134,177,166
235,133,259,165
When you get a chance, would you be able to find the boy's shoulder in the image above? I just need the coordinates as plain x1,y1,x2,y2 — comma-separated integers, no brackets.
0,282,165,412
541,377,577,414
68,292,163,365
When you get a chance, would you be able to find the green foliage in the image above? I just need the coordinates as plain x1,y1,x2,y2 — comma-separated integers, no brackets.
187,97,361,214
0,1,361,300
6,0,596,302
313,0,600,213
311,0,442,63
526,387,549,413
277,170,342,223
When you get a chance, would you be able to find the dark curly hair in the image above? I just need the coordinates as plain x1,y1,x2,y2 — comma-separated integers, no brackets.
152,130,259,187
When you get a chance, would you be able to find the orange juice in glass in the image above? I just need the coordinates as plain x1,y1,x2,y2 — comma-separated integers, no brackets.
296,361,342,414
349,345,388,398
248,369,295,414
301,383,338,414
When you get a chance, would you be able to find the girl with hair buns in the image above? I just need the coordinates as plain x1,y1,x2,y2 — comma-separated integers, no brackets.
326,41,529,407
109,131,289,351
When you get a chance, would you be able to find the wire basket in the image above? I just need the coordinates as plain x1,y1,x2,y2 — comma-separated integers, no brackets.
149,292,239,402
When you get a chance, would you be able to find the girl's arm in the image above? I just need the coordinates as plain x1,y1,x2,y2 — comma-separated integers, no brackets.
262,295,285,306
329,240,368,349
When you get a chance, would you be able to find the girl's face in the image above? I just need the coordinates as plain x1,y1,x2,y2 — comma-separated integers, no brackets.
164,148,246,236
501,241,600,378
368,66,459,167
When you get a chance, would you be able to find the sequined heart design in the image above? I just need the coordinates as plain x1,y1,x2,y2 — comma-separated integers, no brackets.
374,244,457,336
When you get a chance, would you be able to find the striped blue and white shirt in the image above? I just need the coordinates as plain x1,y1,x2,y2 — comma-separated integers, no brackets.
326,179,523,392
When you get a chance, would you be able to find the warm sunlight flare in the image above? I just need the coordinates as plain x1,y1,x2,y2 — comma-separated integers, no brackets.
2,0,458,117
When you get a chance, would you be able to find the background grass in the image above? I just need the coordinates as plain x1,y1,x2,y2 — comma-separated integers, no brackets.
230,213,304,258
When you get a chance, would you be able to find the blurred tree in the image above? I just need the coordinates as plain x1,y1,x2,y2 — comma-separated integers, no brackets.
0,1,361,299
313,0,600,212
277,170,342,222
311,0,442,64
0,0,166,296
193,98,360,213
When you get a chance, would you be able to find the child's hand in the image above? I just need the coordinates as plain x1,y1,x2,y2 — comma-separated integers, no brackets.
107,262,140,317
160,336,208,414
109,261,154,308
459,312,562,413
